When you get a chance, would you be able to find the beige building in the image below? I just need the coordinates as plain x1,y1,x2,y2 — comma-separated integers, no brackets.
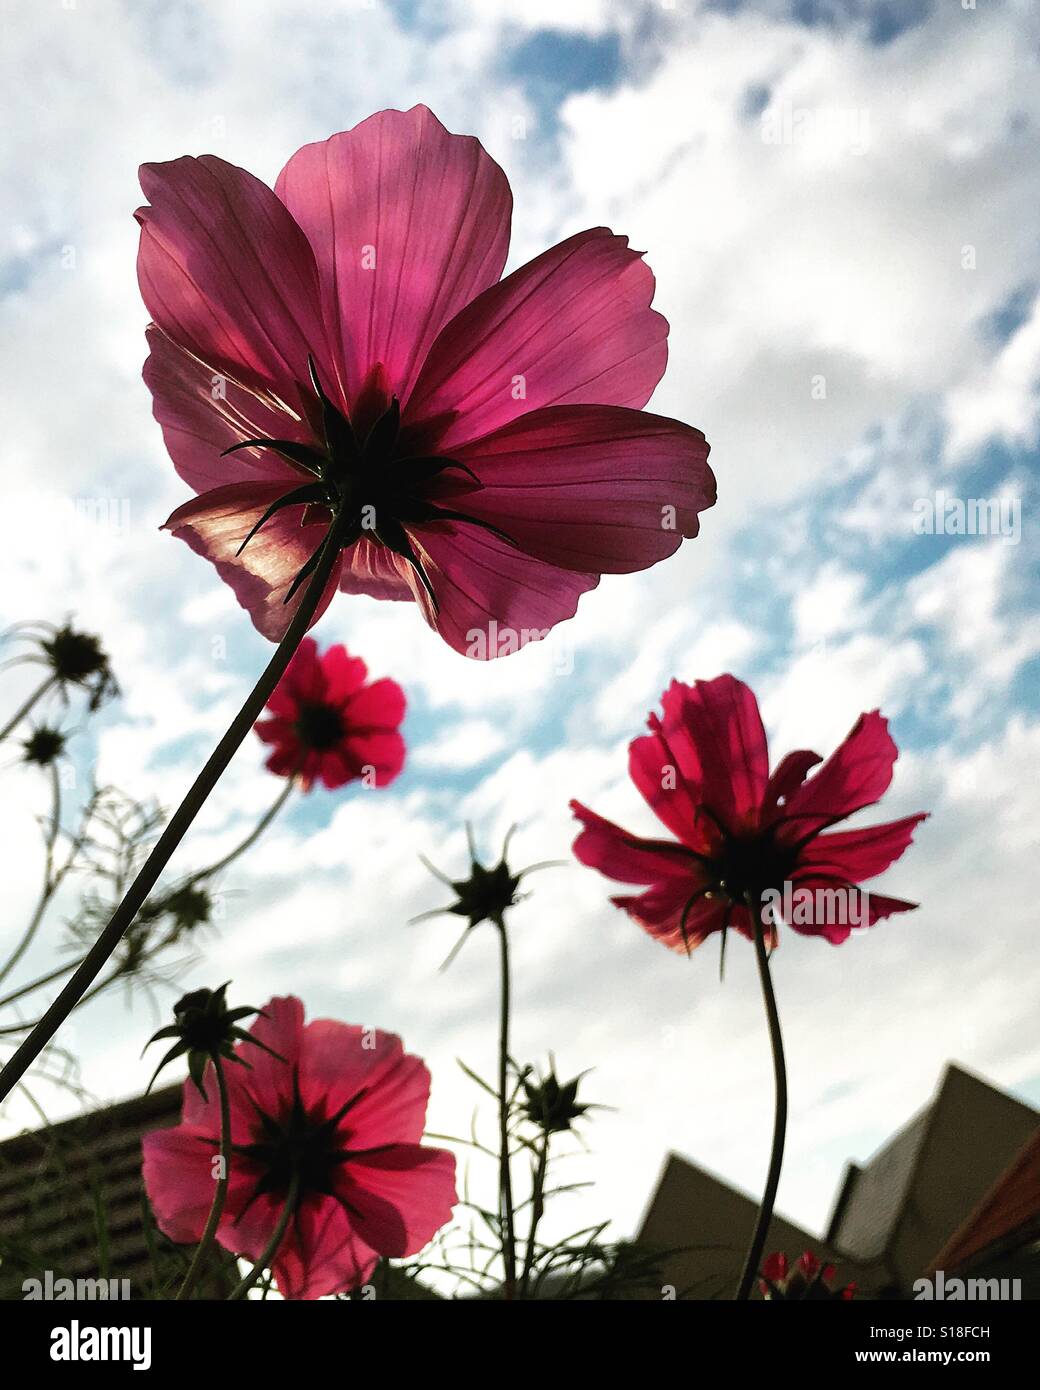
638,1062,1039,1298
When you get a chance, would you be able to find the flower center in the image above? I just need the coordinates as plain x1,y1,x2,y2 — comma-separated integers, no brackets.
232,1072,363,1211
225,356,515,613
295,701,344,751
710,827,796,903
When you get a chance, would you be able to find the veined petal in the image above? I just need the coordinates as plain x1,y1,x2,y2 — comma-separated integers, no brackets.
782,876,918,944
270,1195,379,1300
340,1145,457,1259
659,675,770,833
136,154,337,409
298,1023,428,1148
570,800,699,883
275,105,512,407
775,711,901,847
163,484,342,642
611,880,731,954
761,749,823,820
628,726,718,852
143,325,318,495
410,524,600,659
445,405,714,572
405,228,669,452
795,814,928,883
142,1124,256,1245
338,538,415,602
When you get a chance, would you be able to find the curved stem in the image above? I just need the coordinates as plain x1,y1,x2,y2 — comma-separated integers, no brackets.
0,511,351,1106
177,1056,232,1301
0,674,56,743
0,953,158,1037
734,890,788,1300
0,764,62,988
185,780,294,885
227,1171,299,1301
494,915,517,1299
519,1129,549,1299
0,956,81,1012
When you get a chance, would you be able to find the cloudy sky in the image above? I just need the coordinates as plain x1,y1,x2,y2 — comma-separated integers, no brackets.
1,0,1037,1276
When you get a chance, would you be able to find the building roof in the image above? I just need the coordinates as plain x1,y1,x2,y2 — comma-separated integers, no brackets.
635,1151,861,1299
637,1062,1038,1299
0,1081,234,1299
824,1063,1037,1291
928,1128,1040,1274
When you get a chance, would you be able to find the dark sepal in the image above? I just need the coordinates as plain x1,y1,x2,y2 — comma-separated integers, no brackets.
144,1037,190,1095
235,482,330,557
362,395,401,461
308,354,356,464
221,438,327,476
394,455,482,490
283,531,334,605
374,516,439,614
411,504,518,548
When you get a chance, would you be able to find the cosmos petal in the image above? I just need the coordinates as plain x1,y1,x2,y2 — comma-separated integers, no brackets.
443,404,714,573
136,154,338,410
775,711,901,847
405,227,669,452
163,483,343,642
275,104,512,407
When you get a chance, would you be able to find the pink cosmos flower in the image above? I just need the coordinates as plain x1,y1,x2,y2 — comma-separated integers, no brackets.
571,674,926,952
142,996,456,1299
137,105,715,657
253,636,405,791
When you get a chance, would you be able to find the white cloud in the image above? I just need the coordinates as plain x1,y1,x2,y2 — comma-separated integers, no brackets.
945,295,1040,458
1,0,1038,1269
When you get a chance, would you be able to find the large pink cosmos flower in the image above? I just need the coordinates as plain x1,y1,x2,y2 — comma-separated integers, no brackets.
253,636,405,791
571,674,926,952
142,996,456,1299
137,105,715,657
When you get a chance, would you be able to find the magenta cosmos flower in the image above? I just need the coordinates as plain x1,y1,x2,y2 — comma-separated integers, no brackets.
142,996,456,1299
137,105,715,656
253,636,405,791
571,674,926,952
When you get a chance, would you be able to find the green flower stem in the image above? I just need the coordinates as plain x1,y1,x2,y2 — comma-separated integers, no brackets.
494,915,517,1299
0,508,352,1106
227,1171,300,1301
0,782,103,994
0,782,293,1018
734,890,788,1300
0,957,80,1012
519,1129,550,1299
176,1055,232,1301
185,780,295,886
0,763,62,988
0,674,56,743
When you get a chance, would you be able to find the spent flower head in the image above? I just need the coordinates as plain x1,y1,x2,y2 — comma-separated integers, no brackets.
521,1063,594,1135
144,982,276,1099
140,881,215,941
26,621,118,710
414,825,562,969
21,724,68,768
